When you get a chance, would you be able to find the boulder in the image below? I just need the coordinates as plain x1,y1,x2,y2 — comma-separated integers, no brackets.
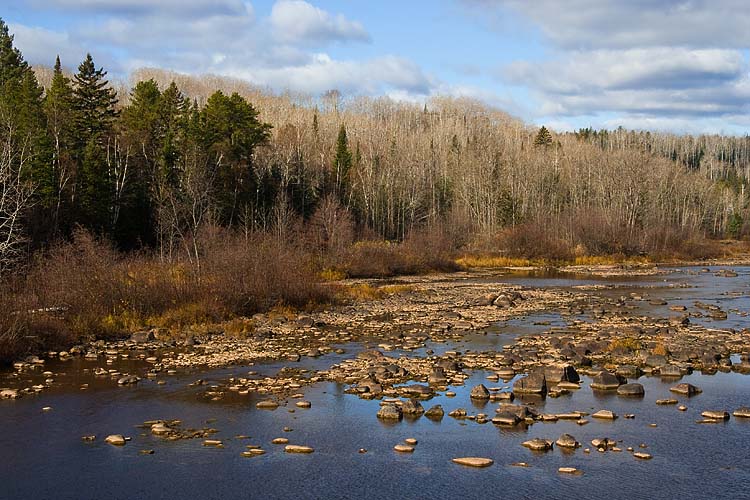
522,438,553,451
470,384,490,400
513,373,547,395
590,371,625,390
669,383,702,396
377,404,402,420
617,383,645,397
401,398,425,415
105,434,126,446
424,404,444,420
592,410,617,420
555,433,580,448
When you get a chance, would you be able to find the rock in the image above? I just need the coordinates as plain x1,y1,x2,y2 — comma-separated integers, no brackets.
492,413,521,426
272,438,290,444
0,389,20,399
470,384,490,399
117,375,139,385
633,452,653,460
555,434,580,448
105,435,126,446
701,410,730,420
645,355,668,368
393,444,415,453
670,383,702,396
659,365,682,378
296,401,312,408
592,410,617,420
404,438,418,445
448,408,467,419
452,457,494,467
129,331,154,343
616,365,642,379
522,438,553,451
656,398,678,405
513,372,547,395
203,440,222,446
285,445,314,453
150,423,170,435
590,371,625,390
140,449,154,455
544,365,580,384
377,404,403,420
591,438,616,450
617,383,645,397
424,404,444,420
256,400,279,410
558,467,582,475
401,398,425,415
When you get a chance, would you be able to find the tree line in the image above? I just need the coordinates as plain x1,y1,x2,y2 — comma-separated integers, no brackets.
1,18,748,275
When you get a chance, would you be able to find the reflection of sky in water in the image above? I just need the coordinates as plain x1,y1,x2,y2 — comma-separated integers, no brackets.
0,267,749,499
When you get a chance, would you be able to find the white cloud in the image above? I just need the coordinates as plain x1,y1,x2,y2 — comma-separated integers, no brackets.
9,22,91,69
270,0,370,44
28,0,253,17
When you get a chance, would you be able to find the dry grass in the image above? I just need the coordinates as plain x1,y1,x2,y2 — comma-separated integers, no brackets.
608,337,643,352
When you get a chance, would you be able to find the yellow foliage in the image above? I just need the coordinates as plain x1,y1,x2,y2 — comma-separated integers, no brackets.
608,337,642,352
340,283,414,301
652,343,670,356
456,255,536,268
320,268,346,281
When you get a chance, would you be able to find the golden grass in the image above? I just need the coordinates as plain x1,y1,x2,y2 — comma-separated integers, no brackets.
339,283,415,301
608,337,643,352
320,268,347,281
455,255,537,268
456,253,653,268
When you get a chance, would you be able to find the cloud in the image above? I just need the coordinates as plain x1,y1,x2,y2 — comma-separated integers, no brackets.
8,22,93,69
470,0,750,49
27,0,253,17
270,0,370,44
226,53,430,96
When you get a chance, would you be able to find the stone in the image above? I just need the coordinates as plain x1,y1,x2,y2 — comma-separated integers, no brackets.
105,435,126,446
590,371,625,390
117,375,139,385
272,438,290,444
521,438,553,451
645,355,668,368
617,383,645,397
452,457,494,467
558,467,582,475
513,372,547,395
470,384,490,399
733,407,750,418
150,423,170,435
203,440,222,446
401,398,425,415
393,444,415,453
555,434,580,448
424,404,444,420
701,410,729,420
670,383,702,396
285,445,314,453
296,401,312,408
377,404,403,420
130,331,154,343
633,452,653,460
616,365,643,379
592,410,617,420
404,438,418,445
256,400,279,410
656,399,678,405
659,365,682,378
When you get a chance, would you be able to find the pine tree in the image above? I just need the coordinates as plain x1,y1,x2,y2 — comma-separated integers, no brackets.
534,126,553,147
72,53,118,147
332,124,352,202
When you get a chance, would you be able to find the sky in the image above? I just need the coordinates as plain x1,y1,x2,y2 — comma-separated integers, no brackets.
3,0,750,135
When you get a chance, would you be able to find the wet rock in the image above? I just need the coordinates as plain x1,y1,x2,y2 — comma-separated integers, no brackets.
591,438,616,450
592,410,617,420
448,408,467,419
117,375,140,385
616,365,642,379
105,435,126,446
285,445,314,453
732,407,750,418
544,365,580,384
424,404,444,420
555,434,580,448
272,438,290,444
590,371,625,390
670,383,702,396
401,398,425,415
150,423,170,435
559,467,583,475
659,365,683,378
256,400,279,410
295,401,312,408
203,439,222,446
513,372,547,395
452,457,494,467
0,389,20,399
656,399,678,405
522,438,553,451
617,383,645,397
633,452,653,460
377,404,403,420
470,384,490,400
393,444,414,453
701,410,729,420
645,355,668,368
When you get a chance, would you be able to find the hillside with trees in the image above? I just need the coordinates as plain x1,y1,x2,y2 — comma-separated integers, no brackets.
0,19,748,360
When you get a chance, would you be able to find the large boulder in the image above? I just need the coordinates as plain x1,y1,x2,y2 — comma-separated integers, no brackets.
669,383,702,396
377,404,402,420
513,373,547,395
470,384,490,400
617,383,645,397
590,371,625,390
401,399,425,415
544,365,579,384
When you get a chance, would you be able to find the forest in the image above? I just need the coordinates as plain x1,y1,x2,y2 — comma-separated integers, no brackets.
0,19,748,361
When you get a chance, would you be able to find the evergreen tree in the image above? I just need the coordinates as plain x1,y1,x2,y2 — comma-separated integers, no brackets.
43,56,75,233
534,126,553,147
332,124,352,202
72,53,118,147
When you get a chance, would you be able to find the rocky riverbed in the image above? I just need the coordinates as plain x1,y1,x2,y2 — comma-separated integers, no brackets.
1,265,749,500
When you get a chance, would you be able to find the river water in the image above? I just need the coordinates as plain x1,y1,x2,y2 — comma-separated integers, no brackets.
1,267,749,500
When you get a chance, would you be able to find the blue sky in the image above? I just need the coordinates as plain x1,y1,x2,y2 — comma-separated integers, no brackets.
4,0,750,134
